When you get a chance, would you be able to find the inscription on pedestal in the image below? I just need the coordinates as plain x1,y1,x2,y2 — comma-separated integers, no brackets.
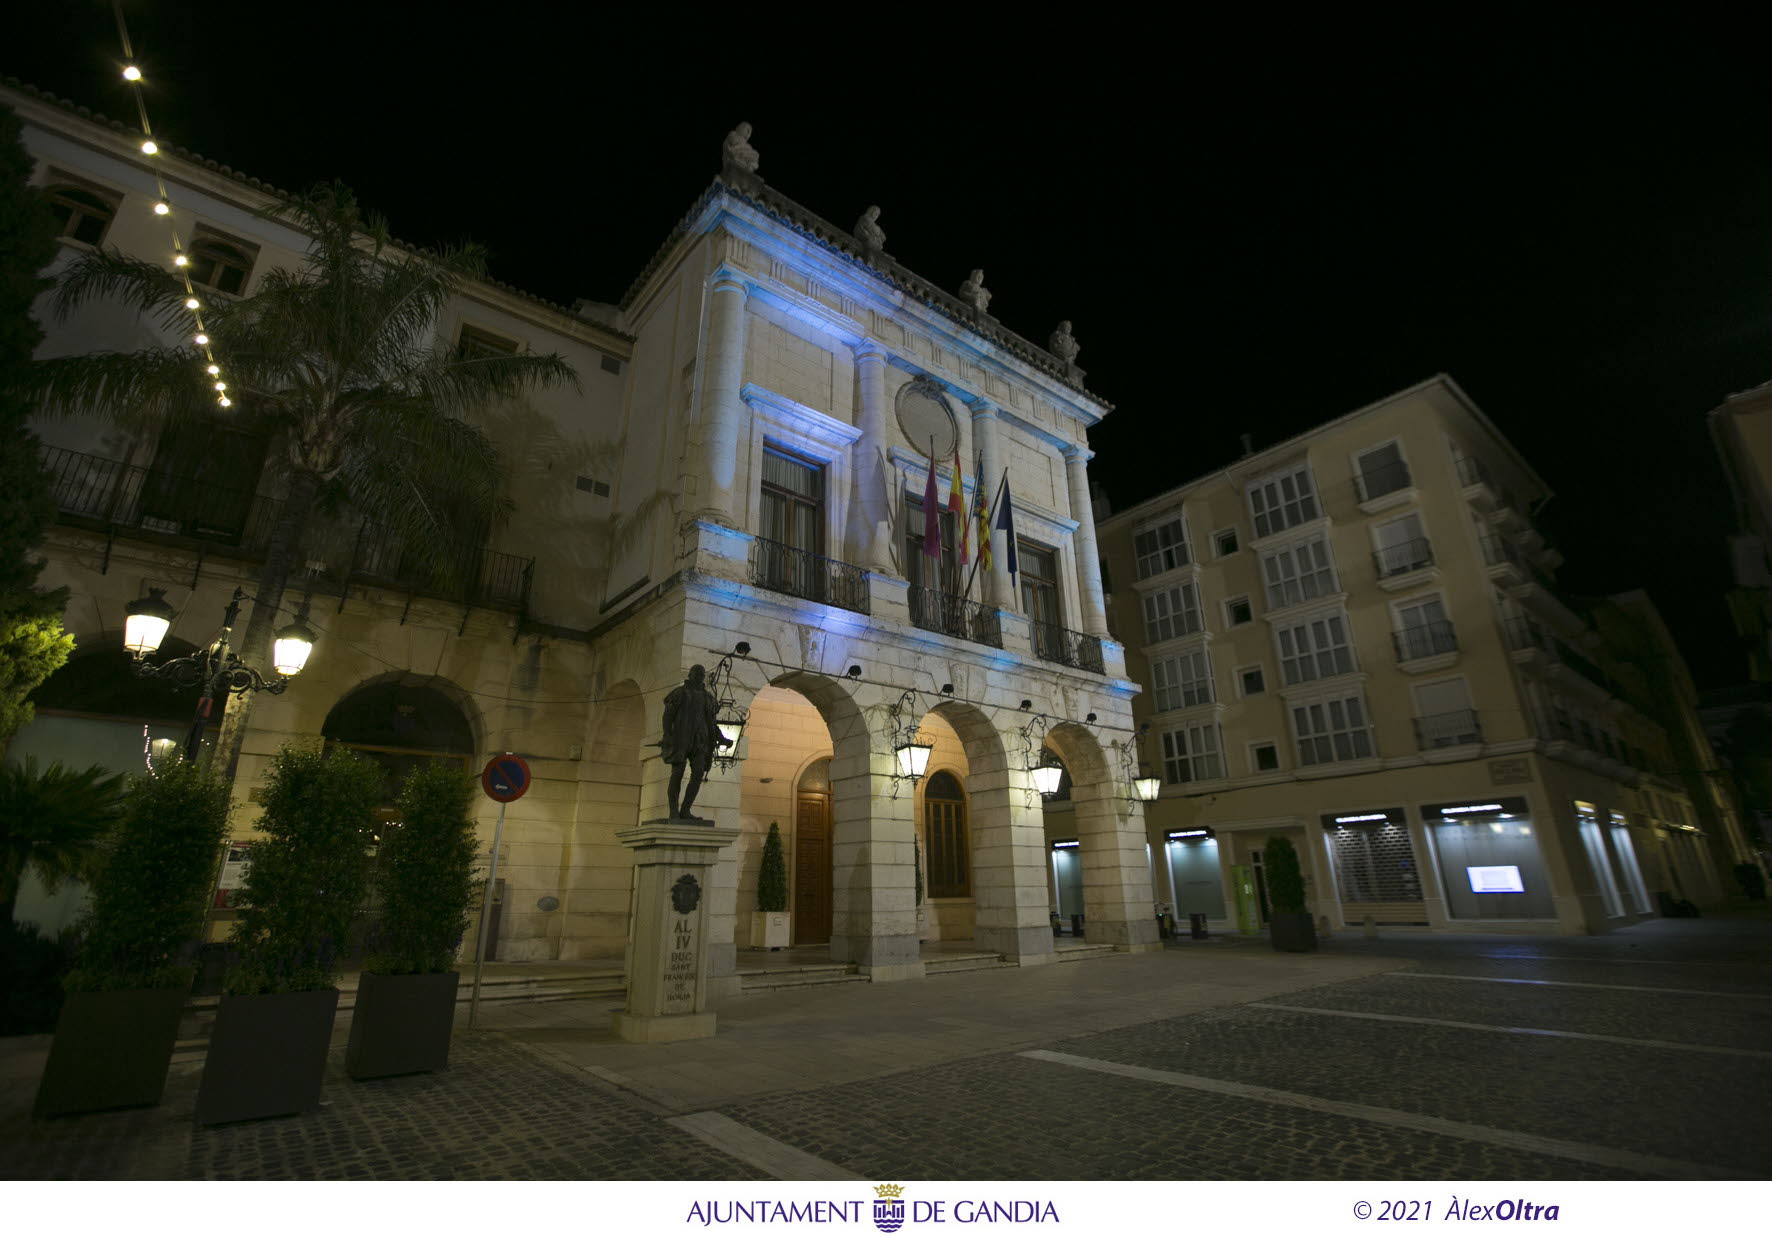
664,913,697,1013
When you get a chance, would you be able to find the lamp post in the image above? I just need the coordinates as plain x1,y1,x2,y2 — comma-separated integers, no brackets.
124,586,315,763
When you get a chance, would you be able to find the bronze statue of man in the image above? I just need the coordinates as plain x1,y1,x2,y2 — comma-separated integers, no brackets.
661,663,722,820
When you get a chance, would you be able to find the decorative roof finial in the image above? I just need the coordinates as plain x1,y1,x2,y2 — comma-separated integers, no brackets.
958,269,991,316
855,205,887,257
722,122,761,182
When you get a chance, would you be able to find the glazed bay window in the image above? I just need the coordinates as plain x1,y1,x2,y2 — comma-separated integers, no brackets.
1152,648,1213,711
1292,691,1375,766
1142,580,1202,643
1161,722,1224,784
1248,463,1318,538
1275,612,1355,685
1260,535,1336,609
1134,515,1190,578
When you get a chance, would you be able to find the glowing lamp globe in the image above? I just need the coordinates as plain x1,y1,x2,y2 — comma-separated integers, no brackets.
716,716,746,748
894,741,934,780
1030,759,1064,798
124,588,177,657
1133,775,1161,802
271,619,316,676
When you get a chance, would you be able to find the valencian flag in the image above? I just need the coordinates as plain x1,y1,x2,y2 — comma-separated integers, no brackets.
922,438,941,561
950,441,969,565
972,453,991,573
994,470,1019,589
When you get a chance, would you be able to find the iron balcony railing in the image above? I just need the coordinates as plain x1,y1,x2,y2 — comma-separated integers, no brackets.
1354,459,1413,503
43,446,534,610
1393,619,1458,662
1502,615,1553,654
1029,618,1106,673
1414,708,1483,750
907,586,1002,649
1373,536,1434,579
749,537,871,615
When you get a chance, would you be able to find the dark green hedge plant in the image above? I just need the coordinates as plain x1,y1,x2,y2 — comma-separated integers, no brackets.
1263,835,1307,915
226,744,378,996
757,821,787,913
65,760,227,992
366,761,478,975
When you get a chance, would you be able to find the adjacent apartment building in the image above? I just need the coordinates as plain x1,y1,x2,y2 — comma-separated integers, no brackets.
1097,376,1752,936
9,79,1154,989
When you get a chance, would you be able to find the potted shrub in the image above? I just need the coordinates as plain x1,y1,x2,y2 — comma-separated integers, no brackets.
32,762,219,1116
749,821,790,949
346,761,478,1080
1264,835,1317,952
194,744,378,1125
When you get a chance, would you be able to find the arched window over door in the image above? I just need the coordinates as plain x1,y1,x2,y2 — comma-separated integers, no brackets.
925,770,969,898
322,681,475,813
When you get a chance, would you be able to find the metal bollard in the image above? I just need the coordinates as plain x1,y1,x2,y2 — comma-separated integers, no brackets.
1071,913,1085,938
1189,912,1208,940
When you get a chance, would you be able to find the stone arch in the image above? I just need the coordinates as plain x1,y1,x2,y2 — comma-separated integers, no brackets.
1043,720,1158,951
29,633,205,726
321,677,479,812
928,699,1053,961
321,669,485,754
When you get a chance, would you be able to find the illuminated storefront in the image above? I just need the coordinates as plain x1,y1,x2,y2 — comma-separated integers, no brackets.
1320,808,1427,924
1161,828,1225,919
1423,797,1555,921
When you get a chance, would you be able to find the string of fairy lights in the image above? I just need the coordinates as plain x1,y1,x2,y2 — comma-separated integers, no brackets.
113,2,231,410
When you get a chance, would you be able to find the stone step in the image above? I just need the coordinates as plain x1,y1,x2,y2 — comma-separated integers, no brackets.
1055,944,1119,962
924,954,1018,975
738,964,867,992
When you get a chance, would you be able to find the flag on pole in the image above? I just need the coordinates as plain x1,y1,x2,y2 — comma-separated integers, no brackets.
922,439,941,561
972,453,991,573
994,470,1018,589
949,441,968,566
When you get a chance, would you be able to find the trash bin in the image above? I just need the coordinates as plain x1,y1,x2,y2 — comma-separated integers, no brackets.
1188,912,1208,940
1070,913,1085,938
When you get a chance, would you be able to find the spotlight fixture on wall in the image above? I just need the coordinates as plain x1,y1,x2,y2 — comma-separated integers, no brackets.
847,664,863,679
1084,712,1097,724
882,689,933,794
940,683,954,696
1020,699,1032,711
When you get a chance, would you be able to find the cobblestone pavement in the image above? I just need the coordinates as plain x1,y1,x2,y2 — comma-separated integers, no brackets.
6,917,1769,1180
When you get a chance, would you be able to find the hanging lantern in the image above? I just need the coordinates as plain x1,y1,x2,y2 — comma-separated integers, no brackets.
894,740,934,780
124,588,177,657
271,619,317,676
1030,753,1065,798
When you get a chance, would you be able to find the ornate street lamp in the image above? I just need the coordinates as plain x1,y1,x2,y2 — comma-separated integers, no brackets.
126,587,315,762
885,689,932,793
1133,769,1162,802
1030,750,1065,799
707,642,751,773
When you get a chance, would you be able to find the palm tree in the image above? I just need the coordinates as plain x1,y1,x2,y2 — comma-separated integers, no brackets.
0,757,126,927
27,184,578,781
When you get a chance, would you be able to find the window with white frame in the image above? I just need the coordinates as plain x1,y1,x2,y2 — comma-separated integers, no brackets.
1133,516,1190,578
1213,528,1239,557
1161,722,1224,783
1151,648,1214,711
1275,612,1355,685
1142,580,1202,644
1260,535,1337,609
1291,691,1375,765
1247,463,1319,538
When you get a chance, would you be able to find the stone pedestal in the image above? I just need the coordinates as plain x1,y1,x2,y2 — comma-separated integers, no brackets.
613,819,741,1044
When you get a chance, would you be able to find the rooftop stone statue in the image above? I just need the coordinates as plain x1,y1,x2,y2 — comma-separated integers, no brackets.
855,205,887,255
1049,320,1081,366
959,269,991,315
723,122,761,179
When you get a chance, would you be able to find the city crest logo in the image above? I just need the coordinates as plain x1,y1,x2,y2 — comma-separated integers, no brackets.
873,1184,906,1233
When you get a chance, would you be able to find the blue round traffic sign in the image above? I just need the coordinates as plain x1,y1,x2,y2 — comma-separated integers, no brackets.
481,754,531,803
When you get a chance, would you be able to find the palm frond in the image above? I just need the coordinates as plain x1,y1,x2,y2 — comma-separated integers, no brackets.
396,348,582,415
50,247,192,328
24,348,221,433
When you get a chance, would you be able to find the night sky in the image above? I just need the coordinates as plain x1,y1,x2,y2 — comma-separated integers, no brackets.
6,5,1770,687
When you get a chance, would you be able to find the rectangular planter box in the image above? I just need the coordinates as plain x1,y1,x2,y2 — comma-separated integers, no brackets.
749,912,790,950
33,987,188,1118
195,988,339,1125
1269,911,1318,953
345,971,460,1080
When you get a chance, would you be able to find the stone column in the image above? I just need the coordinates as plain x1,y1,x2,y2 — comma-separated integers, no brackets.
1074,783,1162,952
612,820,741,1042
971,400,1011,609
828,745,924,981
690,272,749,527
849,340,896,574
969,742,1058,964
1063,446,1110,639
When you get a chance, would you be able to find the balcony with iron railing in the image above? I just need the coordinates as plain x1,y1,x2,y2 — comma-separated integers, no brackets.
1353,459,1413,505
1394,619,1458,663
1414,708,1483,750
907,586,1002,649
43,446,535,610
749,537,871,616
1028,617,1106,673
1373,536,1434,580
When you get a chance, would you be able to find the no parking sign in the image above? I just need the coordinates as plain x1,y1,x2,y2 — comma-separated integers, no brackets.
481,753,531,803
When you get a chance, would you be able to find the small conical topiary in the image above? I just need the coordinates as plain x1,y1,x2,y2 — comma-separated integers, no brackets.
757,821,787,913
